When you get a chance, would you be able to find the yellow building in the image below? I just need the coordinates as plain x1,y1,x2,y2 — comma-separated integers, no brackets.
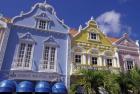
70,18,120,74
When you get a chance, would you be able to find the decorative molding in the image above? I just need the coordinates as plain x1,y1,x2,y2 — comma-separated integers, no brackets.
19,32,36,43
43,36,59,47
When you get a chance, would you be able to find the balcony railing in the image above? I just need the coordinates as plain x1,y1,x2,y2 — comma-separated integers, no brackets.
71,63,120,74
11,58,33,70
38,60,56,73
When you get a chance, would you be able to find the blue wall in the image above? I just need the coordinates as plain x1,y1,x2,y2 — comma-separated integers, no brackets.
0,2,70,88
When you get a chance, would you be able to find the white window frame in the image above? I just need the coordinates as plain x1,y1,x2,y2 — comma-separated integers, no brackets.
74,54,82,64
91,57,98,65
11,41,35,70
89,32,99,41
39,44,57,72
38,20,47,30
126,60,134,70
0,29,5,50
106,58,112,67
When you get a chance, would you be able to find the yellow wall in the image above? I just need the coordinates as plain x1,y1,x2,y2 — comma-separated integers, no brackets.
72,20,116,53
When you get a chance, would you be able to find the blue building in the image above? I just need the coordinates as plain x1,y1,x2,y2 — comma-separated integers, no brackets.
0,2,71,93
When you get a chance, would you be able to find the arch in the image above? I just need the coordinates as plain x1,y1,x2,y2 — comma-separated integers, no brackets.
104,50,113,56
72,46,86,53
123,55,134,61
88,48,99,55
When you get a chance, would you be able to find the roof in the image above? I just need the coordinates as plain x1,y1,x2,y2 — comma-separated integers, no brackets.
69,29,78,37
107,37,119,43
0,17,11,23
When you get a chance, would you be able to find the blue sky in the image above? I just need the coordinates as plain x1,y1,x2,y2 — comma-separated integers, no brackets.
0,0,140,40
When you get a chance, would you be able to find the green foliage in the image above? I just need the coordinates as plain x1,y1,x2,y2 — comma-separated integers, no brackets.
70,68,140,94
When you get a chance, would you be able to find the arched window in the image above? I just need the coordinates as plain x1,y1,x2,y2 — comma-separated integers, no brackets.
124,55,134,70
104,51,113,67
72,46,85,64
88,48,99,65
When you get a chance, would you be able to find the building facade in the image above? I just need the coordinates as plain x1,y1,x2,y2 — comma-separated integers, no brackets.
111,33,140,71
70,18,120,75
0,2,70,93
0,17,10,70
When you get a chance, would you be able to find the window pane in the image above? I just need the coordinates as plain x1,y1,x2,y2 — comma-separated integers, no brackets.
50,47,56,69
39,20,46,29
92,57,97,65
43,46,49,69
90,33,97,40
24,44,33,67
75,55,81,63
107,59,112,67
17,43,26,67
127,61,133,70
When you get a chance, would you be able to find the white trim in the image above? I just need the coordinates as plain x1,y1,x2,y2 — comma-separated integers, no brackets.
74,53,82,64
0,30,5,51
39,44,57,72
11,40,35,70
13,24,69,34
72,46,86,53
88,32,100,42
12,2,70,30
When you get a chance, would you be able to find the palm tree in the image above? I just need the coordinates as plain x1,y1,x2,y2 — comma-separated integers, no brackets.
117,68,140,94
80,69,105,94
129,69,140,94
103,72,120,94
70,68,140,94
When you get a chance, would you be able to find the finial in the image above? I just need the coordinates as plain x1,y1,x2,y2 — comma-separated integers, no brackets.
44,0,47,4
0,13,3,19
136,40,139,47
61,19,64,24
78,25,82,32
123,33,129,38
20,11,24,16
91,16,94,20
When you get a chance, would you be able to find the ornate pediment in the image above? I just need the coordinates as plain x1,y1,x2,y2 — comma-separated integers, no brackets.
19,32,36,44
35,13,51,21
104,50,113,56
44,36,59,47
72,46,86,53
115,33,138,48
88,48,99,55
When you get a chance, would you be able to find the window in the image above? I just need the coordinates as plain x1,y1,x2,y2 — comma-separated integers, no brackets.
106,59,112,67
75,55,81,64
127,61,133,70
38,20,47,29
42,46,56,70
89,33,97,40
92,57,97,65
16,43,33,69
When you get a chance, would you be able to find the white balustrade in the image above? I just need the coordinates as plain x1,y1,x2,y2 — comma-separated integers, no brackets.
71,62,120,74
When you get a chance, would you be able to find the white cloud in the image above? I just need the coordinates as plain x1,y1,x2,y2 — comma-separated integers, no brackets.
96,10,131,36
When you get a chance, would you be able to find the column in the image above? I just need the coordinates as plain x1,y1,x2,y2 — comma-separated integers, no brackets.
103,57,106,66
98,56,102,66
112,58,116,67
82,54,86,64
88,54,91,65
